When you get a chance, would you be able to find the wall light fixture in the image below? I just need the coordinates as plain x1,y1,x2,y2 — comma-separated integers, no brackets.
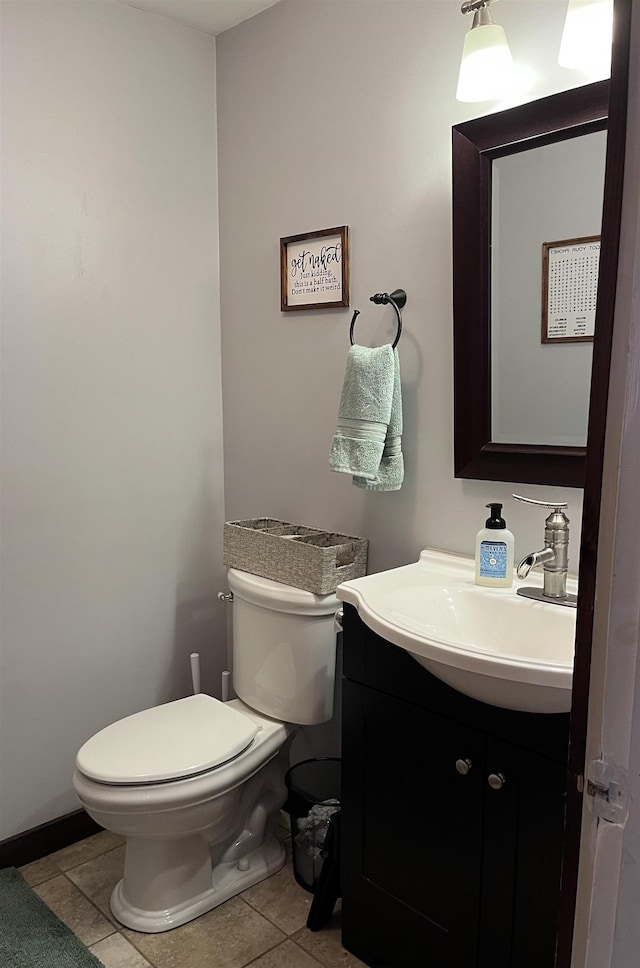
456,0,514,103
558,0,614,77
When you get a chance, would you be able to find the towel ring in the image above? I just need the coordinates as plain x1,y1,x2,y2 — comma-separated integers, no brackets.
349,289,406,349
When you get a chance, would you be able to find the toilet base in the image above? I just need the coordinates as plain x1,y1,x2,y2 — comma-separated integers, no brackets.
110,834,286,933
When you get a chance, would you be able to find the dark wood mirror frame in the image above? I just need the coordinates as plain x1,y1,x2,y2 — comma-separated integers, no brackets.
452,80,610,488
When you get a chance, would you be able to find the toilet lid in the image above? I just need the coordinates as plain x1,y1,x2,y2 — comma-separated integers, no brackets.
76,694,259,785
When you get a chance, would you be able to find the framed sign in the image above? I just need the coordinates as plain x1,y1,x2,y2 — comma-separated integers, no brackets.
280,226,349,311
541,235,600,343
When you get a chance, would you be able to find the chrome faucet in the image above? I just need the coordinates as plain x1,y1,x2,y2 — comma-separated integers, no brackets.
512,495,577,608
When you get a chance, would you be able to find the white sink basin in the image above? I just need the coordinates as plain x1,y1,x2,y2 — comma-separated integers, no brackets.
336,549,577,714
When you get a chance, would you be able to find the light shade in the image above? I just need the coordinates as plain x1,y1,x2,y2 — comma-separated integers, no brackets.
558,0,614,75
456,22,514,102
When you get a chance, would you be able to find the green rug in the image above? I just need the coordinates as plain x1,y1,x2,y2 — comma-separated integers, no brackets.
0,867,105,968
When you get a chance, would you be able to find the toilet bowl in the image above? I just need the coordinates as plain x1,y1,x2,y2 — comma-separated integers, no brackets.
73,569,339,933
74,697,292,932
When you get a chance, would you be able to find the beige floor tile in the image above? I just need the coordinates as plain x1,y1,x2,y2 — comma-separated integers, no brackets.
292,907,368,968
245,938,324,968
49,830,125,871
19,830,124,886
67,845,126,921
241,856,312,935
34,873,116,947
19,853,67,887
90,932,154,968
123,897,285,968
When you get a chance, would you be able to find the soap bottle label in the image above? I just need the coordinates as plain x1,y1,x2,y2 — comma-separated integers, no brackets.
479,540,507,579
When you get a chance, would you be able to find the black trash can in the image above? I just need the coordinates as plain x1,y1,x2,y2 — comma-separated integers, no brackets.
284,756,341,895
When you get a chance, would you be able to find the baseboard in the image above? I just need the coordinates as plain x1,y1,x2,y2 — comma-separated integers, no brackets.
0,809,103,870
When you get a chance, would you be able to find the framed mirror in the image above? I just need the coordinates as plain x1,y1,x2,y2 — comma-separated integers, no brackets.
452,80,609,487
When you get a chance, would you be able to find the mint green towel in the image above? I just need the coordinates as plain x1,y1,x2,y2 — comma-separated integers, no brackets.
329,344,404,491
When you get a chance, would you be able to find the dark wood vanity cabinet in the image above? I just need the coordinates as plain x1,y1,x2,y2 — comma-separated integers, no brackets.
340,605,569,968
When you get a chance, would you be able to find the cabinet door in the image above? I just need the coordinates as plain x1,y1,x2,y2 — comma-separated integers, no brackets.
510,745,566,967
480,738,567,968
342,680,486,967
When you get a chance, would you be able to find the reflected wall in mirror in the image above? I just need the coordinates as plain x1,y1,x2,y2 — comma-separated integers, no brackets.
452,80,609,487
492,131,607,447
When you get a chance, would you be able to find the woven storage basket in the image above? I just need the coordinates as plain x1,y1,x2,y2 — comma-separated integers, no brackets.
223,518,368,595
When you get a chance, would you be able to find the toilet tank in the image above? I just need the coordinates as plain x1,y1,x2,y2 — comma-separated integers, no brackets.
226,568,339,725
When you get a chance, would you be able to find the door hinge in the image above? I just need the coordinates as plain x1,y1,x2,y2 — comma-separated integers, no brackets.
582,760,629,824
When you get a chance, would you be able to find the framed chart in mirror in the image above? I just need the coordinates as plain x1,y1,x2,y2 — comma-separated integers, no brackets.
452,80,609,487
541,235,600,343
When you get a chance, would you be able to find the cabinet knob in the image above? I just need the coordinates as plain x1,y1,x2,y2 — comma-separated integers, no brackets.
487,772,506,791
455,758,473,775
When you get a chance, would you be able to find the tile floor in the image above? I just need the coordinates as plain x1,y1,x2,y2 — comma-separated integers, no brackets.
18,819,367,968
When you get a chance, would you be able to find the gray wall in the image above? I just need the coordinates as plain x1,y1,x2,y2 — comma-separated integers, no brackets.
217,0,591,578
0,1,224,840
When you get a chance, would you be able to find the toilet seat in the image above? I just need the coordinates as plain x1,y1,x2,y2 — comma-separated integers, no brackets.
73,700,291,825
75,694,259,785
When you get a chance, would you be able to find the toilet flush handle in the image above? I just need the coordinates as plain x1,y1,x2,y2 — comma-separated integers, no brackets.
217,591,234,603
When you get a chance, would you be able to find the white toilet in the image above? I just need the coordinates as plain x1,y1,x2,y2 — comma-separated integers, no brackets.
73,567,339,934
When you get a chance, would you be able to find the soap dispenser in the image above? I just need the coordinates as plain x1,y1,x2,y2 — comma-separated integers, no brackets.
475,503,514,587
